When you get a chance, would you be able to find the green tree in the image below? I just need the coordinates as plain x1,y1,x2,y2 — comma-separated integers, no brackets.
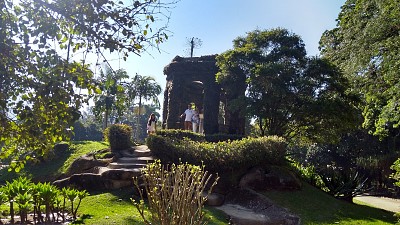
217,28,358,143
127,74,162,112
0,0,174,170
319,0,400,137
93,66,129,129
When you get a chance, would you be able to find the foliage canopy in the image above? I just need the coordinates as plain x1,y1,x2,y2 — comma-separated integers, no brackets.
319,0,400,137
216,28,359,143
0,0,174,170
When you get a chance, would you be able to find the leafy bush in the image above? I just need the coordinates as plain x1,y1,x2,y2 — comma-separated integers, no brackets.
0,177,88,224
104,124,133,151
133,160,218,225
204,133,244,142
146,135,287,186
288,137,392,200
289,161,326,191
390,158,400,188
155,129,204,142
156,129,244,143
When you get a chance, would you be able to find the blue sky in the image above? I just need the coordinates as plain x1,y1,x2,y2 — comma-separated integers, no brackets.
106,0,346,110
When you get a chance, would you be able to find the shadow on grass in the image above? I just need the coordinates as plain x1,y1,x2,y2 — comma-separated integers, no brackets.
0,141,110,184
89,187,138,202
263,182,397,224
72,214,94,224
0,146,73,183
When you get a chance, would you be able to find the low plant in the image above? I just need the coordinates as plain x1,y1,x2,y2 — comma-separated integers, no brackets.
104,124,133,151
0,178,88,224
133,160,219,225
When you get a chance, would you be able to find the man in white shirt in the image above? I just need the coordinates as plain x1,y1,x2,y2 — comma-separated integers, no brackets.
181,104,194,130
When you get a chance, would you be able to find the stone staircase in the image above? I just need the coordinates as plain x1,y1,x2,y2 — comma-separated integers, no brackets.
96,145,154,189
53,145,154,191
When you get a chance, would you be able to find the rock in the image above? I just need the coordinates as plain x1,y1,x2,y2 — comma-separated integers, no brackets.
67,156,108,175
239,167,268,190
218,188,301,225
53,173,112,191
100,168,142,180
239,166,302,191
265,166,302,190
205,192,225,206
217,204,270,225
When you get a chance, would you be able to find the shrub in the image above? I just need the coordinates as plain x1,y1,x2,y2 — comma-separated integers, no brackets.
155,129,244,143
133,160,218,225
104,124,133,151
156,129,205,142
204,133,244,142
146,135,287,186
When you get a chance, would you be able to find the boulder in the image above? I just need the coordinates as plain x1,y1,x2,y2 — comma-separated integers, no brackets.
67,156,108,175
53,173,112,191
265,166,302,190
239,167,268,190
239,166,302,191
219,188,301,225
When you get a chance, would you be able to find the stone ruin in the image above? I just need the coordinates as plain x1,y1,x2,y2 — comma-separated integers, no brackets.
162,55,245,135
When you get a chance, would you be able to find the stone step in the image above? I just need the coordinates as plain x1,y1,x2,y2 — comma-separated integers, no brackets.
107,179,133,189
117,156,154,164
99,168,143,180
121,145,152,158
108,162,148,169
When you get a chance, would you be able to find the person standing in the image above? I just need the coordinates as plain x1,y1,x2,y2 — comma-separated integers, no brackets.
147,113,157,135
192,107,200,133
181,104,194,130
198,108,204,134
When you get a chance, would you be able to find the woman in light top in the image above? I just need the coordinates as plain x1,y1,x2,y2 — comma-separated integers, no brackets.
191,107,200,133
147,113,157,135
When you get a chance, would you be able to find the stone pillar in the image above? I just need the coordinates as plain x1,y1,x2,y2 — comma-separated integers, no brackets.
203,81,220,135
166,78,184,129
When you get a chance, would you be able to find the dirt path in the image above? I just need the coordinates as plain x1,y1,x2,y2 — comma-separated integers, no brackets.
354,195,400,213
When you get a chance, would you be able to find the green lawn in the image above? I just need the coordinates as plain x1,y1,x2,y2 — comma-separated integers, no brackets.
74,183,397,225
74,188,229,225
263,182,397,225
0,141,109,183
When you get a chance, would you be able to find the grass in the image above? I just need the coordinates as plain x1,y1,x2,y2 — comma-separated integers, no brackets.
0,141,109,183
262,182,397,225
73,188,229,225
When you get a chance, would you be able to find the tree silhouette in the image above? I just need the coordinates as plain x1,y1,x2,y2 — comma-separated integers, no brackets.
185,37,202,57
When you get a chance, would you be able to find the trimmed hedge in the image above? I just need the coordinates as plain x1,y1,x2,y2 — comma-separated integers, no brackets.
146,134,287,176
104,124,133,151
156,129,244,143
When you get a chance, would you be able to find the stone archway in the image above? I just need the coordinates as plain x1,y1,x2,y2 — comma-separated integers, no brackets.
162,55,245,135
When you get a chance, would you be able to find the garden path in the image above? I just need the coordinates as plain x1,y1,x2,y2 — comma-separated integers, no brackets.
354,195,400,213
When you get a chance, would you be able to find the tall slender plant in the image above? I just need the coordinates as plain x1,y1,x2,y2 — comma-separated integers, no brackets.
133,161,219,225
